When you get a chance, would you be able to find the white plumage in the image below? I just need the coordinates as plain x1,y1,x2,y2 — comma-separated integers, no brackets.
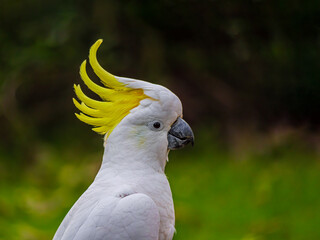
54,41,194,240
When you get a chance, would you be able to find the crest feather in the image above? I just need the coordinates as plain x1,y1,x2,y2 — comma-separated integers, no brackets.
74,39,149,137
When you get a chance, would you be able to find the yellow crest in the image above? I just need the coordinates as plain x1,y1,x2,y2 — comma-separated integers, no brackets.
73,39,148,137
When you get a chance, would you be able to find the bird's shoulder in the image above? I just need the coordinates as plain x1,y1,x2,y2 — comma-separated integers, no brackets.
54,191,160,240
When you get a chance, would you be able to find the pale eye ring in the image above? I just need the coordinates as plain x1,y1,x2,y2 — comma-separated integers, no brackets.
148,120,163,131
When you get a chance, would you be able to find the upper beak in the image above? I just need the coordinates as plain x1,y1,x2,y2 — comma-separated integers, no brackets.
168,117,194,150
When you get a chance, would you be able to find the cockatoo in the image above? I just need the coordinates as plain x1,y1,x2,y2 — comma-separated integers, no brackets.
53,39,194,240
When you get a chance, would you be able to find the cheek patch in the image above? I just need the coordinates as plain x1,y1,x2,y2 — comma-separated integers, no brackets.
130,128,146,148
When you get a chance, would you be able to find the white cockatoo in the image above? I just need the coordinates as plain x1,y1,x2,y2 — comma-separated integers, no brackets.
53,39,194,240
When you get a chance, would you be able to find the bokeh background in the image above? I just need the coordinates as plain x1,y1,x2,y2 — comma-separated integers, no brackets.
1,0,320,239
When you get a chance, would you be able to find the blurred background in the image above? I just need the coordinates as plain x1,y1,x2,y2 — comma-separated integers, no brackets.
1,0,320,239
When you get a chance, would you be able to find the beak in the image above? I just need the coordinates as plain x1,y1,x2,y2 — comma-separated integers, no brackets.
168,117,194,150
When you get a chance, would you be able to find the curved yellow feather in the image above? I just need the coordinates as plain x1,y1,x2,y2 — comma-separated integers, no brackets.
74,84,111,110
92,126,110,134
75,113,111,126
89,39,125,89
73,39,150,137
79,60,114,101
73,98,106,118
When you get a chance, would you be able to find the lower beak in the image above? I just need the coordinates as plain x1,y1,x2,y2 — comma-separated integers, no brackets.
167,117,194,150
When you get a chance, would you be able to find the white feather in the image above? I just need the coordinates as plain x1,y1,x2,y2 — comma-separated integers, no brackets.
54,78,181,240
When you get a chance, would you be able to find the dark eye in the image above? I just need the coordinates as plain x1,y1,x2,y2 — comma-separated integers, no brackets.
148,120,163,131
153,122,161,129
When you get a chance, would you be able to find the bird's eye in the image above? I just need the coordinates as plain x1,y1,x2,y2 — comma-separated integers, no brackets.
148,120,163,131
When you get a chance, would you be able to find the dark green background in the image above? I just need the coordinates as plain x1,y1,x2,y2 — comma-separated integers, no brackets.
1,1,320,239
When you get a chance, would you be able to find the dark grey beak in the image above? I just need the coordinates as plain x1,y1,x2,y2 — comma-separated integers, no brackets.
168,117,194,150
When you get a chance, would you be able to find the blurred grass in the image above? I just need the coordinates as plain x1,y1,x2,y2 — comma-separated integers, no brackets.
0,129,319,240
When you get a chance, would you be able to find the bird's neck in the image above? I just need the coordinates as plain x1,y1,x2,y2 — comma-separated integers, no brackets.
98,138,169,174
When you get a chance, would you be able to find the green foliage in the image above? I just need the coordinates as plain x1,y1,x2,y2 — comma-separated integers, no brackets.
0,131,319,240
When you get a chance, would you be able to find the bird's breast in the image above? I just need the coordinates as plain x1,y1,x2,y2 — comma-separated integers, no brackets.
96,169,175,240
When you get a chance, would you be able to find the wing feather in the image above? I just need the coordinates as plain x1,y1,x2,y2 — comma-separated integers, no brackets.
55,194,160,240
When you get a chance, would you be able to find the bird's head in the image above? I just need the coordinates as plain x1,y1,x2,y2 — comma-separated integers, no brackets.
74,40,194,166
